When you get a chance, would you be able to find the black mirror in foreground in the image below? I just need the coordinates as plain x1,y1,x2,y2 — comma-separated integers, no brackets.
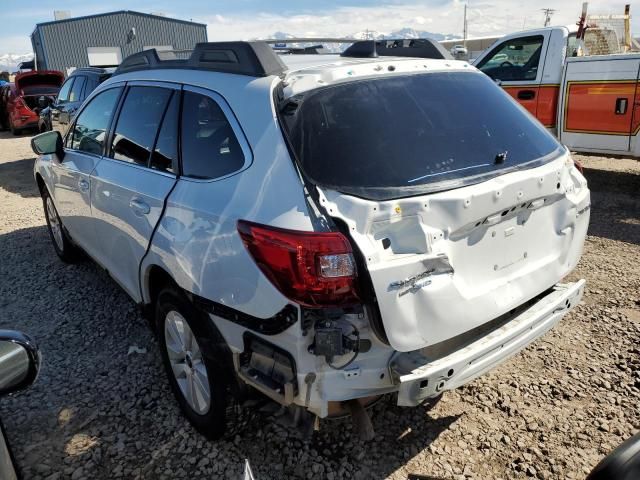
587,432,640,480
0,331,40,480
0,330,40,396
31,130,63,158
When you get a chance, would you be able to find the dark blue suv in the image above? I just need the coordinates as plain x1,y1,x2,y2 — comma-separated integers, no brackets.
38,67,112,133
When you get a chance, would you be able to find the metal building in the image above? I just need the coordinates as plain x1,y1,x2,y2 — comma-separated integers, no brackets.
31,10,207,74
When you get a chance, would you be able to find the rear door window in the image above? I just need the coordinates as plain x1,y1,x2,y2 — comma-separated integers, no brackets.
280,72,562,200
110,86,173,167
180,90,244,179
69,87,122,156
69,76,86,103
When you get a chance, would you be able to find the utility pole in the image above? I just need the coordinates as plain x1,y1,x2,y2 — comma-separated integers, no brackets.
541,8,556,27
463,3,468,48
624,4,631,52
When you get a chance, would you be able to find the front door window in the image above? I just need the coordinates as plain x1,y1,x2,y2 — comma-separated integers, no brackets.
476,35,544,82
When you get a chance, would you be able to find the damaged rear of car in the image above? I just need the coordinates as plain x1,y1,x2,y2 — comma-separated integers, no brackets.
4,70,63,135
276,63,589,411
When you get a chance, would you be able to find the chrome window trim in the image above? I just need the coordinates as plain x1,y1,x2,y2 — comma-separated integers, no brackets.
94,155,177,179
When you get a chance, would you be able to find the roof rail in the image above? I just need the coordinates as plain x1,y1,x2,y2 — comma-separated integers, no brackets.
342,39,452,60
114,41,287,77
273,45,328,55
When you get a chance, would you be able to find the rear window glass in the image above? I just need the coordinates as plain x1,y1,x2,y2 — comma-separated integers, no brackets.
280,71,562,200
22,86,60,96
180,91,244,179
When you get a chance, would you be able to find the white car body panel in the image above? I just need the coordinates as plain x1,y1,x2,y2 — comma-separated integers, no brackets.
90,159,176,301
48,149,101,253
318,153,589,352
139,74,314,319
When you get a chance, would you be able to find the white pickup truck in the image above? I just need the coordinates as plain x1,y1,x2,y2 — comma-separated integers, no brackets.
474,25,640,157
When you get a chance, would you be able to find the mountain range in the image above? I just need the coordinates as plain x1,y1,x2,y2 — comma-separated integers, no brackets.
268,28,460,42
0,53,33,73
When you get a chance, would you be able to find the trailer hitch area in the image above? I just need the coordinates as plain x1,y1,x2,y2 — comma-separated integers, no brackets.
308,320,371,365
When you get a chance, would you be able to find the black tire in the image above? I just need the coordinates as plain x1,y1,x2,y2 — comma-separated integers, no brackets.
156,286,244,440
10,121,21,136
41,188,79,263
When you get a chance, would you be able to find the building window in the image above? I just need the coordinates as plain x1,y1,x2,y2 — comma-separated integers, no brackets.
87,47,123,67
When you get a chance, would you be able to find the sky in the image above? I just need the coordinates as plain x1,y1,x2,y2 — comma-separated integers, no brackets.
1,0,636,54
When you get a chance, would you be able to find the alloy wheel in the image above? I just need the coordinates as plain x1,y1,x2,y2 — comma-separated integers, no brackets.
46,196,64,251
164,310,211,414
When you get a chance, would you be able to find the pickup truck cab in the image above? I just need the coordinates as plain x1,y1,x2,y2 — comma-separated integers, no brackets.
474,25,640,157
31,41,589,439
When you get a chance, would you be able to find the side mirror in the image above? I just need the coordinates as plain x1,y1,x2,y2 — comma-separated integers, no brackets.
31,130,64,159
0,331,40,397
587,432,640,480
37,95,47,109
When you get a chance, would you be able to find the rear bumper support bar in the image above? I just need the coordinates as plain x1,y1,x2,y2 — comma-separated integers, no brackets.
390,280,585,406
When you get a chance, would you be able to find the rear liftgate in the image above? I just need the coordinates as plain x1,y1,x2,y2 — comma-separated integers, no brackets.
316,154,590,395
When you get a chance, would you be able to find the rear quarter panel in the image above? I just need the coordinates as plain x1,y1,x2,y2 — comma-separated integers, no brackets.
140,74,313,328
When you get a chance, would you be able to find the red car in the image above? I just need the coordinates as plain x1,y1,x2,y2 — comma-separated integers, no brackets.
0,70,63,135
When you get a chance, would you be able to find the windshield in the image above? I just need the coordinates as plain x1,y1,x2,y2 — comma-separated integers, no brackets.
280,71,562,200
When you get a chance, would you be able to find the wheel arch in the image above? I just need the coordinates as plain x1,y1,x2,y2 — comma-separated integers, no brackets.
142,263,179,313
35,172,46,195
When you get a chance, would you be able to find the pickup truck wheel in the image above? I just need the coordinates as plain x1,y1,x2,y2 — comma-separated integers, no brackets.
156,287,240,440
42,189,79,263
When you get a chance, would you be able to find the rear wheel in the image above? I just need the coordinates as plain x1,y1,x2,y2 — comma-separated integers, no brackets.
42,188,79,263
156,286,244,440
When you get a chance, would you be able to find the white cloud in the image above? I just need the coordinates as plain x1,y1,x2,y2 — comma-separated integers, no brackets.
204,1,638,41
2,36,33,55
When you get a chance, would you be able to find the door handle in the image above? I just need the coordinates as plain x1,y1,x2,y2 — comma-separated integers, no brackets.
615,97,628,115
129,197,150,215
517,90,536,100
78,179,89,192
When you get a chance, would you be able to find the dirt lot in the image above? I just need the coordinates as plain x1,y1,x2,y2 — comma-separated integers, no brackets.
0,130,638,480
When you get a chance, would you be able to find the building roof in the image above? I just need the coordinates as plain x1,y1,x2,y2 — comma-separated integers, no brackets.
34,10,207,29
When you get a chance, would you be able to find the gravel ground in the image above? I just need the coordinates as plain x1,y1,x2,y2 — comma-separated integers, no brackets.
0,130,638,480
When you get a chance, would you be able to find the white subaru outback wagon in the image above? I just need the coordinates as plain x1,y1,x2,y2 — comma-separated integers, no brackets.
31,40,590,439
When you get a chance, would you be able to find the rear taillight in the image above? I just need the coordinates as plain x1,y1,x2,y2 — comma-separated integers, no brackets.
14,97,31,113
237,220,359,307
573,158,584,174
